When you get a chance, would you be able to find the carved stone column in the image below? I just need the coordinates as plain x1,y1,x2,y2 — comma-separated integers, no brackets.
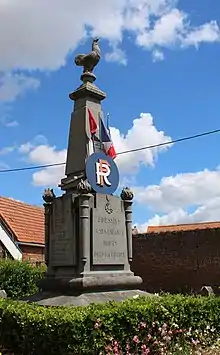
121,187,134,264
42,189,56,266
77,180,92,263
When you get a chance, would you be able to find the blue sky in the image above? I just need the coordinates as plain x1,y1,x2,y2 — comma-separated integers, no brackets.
1,0,220,229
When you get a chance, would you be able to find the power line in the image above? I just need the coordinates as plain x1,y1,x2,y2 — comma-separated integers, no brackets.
117,128,220,155
0,128,220,174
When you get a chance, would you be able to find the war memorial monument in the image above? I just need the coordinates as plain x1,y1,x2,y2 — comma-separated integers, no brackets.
28,38,147,306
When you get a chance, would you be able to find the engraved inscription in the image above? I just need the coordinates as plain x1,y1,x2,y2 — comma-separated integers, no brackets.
93,204,127,265
53,198,64,231
49,195,75,266
94,251,125,259
50,232,74,266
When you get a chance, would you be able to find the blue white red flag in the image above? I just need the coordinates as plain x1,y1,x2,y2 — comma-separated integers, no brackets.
100,116,117,159
87,108,116,159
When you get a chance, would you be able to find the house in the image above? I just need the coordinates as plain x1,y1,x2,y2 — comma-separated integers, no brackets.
0,196,45,262
147,221,220,233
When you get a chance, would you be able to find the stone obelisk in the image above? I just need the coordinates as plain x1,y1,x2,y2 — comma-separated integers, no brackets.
26,39,148,307
60,37,106,193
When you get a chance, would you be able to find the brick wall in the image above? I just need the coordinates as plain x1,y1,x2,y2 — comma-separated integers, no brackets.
132,228,220,294
21,245,45,263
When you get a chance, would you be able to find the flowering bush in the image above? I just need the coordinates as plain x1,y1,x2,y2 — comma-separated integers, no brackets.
99,321,220,354
1,294,220,354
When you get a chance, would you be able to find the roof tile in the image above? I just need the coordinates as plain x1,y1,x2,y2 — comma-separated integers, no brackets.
147,221,220,234
0,197,44,244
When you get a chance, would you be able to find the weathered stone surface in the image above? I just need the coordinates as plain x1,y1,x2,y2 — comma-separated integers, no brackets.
92,194,127,265
0,290,7,298
50,194,75,266
200,286,215,296
24,289,151,307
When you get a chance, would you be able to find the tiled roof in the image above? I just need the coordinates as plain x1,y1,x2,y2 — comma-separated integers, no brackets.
0,196,44,244
147,221,220,234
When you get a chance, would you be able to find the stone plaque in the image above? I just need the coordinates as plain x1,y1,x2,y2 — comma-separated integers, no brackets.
92,195,127,265
50,195,75,266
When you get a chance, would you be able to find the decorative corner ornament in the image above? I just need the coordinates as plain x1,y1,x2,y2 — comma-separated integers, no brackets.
77,179,92,194
120,187,134,201
42,188,56,203
105,195,113,214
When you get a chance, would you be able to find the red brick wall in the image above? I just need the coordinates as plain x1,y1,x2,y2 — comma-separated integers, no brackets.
21,245,45,263
132,228,220,294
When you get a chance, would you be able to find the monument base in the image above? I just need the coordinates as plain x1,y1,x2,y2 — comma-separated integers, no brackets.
39,274,143,293
38,189,147,307
23,289,151,307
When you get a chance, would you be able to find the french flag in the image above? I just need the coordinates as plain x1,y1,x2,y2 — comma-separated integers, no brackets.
88,108,116,159
100,115,117,159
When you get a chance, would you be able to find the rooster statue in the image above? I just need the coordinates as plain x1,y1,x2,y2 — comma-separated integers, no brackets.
74,38,101,73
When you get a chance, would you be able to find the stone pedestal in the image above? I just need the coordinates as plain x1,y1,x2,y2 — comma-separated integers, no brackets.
27,192,145,306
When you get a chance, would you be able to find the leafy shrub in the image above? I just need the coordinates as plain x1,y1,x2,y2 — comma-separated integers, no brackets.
0,294,220,354
0,259,46,299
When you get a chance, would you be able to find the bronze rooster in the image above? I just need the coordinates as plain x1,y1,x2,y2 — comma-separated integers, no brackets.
74,38,101,73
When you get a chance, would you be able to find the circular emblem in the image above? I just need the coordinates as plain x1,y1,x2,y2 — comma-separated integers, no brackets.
86,152,119,194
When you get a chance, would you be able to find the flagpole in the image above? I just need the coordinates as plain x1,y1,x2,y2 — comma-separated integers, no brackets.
107,112,110,131
92,134,95,153
99,112,102,151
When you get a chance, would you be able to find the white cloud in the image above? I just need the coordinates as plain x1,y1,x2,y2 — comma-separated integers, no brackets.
137,8,186,48
134,168,220,228
0,73,40,103
113,113,172,173
136,8,220,50
18,135,48,154
0,145,16,155
25,145,66,186
0,0,218,74
183,21,220,47
19,112,172,186
0,115,19,127
152,49,165,62
105,45,127,65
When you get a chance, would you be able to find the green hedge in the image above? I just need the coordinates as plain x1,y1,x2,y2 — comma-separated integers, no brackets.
0,295,220,354
0,259,46,299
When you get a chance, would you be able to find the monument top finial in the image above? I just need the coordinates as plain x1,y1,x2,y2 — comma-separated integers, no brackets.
74,38,101,83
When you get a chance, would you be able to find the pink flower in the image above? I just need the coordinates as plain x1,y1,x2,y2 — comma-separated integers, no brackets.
141,344,150,354
133,335,139,344
113,345,119,352
146,334,152,341
163,335,171,342
139,321,147,329
105,345,112,352
191,339,200,346
94,318,102,329
125,343,130,350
